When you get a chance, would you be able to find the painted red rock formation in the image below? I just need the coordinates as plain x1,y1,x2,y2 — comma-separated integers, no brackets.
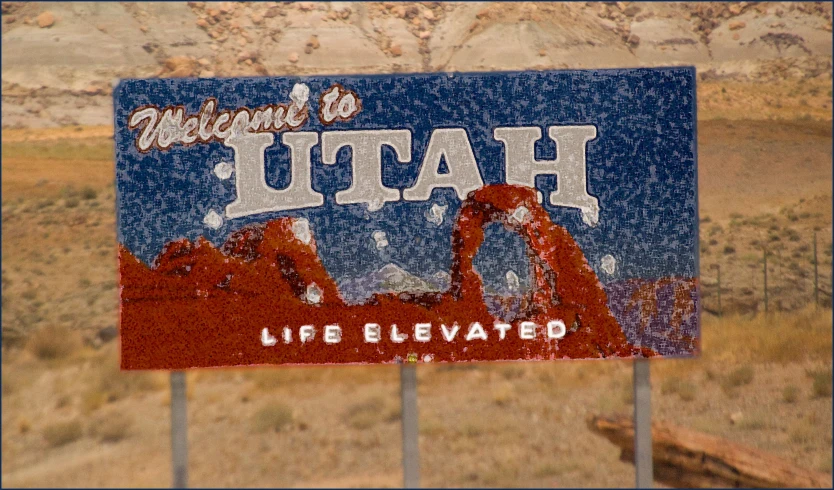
119,184,655,369
624,277,699,334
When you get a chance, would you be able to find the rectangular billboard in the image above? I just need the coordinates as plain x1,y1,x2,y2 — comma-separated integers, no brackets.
115,68,699,370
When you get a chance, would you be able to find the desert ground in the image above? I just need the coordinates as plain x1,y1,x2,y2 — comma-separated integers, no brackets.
2,1,833,488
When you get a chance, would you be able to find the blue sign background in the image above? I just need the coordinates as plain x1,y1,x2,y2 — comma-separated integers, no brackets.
115,68,698,294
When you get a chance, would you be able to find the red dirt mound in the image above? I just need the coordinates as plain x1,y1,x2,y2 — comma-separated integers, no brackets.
119,184,655,369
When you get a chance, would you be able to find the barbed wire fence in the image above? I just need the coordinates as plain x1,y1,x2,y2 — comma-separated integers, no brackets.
702,229,832,317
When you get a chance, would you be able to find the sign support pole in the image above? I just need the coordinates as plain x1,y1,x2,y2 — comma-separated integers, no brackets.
170,371,189,489
400,363,421,488
633,359,653,488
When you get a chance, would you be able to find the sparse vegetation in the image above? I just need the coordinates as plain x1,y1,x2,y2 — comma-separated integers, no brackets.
1,139,114,162
784,228,801,242
725,366,755,388
492,383,515,407
704,308,832,365
790,425,815,445
735,415,768,431
80,187,98,200
533,462,563,478
661,376,697,402
86,352,165,405
500,365,525,380
43,420,83,447
27,325,80,361
621,382,634,404
782,385,800,403
343,396,400,430
252,403,294,433
460,422,484,438
807,368,833,398
92,415,133,443
81,391,108,414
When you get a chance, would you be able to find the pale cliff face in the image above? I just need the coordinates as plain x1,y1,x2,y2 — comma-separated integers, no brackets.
2,1,832,128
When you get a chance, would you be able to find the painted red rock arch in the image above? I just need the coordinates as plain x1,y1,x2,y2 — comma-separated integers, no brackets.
119,184,654,369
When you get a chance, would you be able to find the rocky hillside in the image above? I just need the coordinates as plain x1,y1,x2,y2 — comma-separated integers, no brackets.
1,1,832,128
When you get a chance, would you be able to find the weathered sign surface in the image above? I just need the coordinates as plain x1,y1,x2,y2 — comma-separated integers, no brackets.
115,68,699,370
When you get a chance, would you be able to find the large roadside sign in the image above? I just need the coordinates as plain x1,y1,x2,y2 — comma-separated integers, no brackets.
115,68,699,370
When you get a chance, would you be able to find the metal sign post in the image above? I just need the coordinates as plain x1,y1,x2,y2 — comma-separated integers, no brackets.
633,359,653,488
170,371,189,489
400,363,421,488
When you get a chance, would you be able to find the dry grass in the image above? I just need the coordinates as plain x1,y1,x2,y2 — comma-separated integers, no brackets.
735,414,769,431
26,325,81,361
661,377,697,402
701,307,832,365
1,372,14,397
807,368,833,399
91,414,133,443
83,349,166,410
699,79,833,122
790,424,816,445
620,381,634,404
783,385,801,404
251,403,294,433
43,420,83,447
343,395,400,430
725,366,755,388
491,383,515,407
720,366,755,397
245,365,398,391
1,139,113,162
